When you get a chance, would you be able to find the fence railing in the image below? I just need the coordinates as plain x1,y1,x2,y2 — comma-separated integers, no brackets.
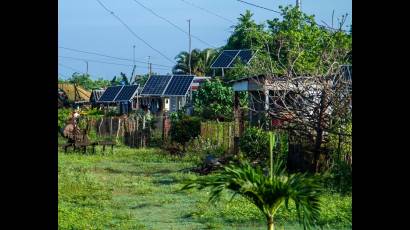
90,116,151,148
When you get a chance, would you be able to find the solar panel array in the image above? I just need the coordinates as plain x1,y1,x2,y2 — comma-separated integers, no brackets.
140,75,195,97
236,50,253,64
210,49,255,69
97,85,139,102
163,75,194,96
211,50,239,68
140,75,172,96
98,86,123,102
115,85,139,101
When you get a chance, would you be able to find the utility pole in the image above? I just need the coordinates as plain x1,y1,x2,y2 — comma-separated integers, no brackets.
148,56,152,78
187,19,191,75
85,61,88,75
296,0,301,9
130,45,136,84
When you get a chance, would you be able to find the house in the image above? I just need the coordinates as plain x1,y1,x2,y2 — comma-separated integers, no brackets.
139,75,196,115
230,65,352,126
96,84,140,114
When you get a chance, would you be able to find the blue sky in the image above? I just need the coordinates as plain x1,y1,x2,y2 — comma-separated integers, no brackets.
58,0,352,80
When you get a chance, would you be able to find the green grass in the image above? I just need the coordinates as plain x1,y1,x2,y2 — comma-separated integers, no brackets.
59,146,351,230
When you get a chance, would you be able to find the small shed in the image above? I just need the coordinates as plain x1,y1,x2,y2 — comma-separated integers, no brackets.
96,84,140,114
139,75,195,115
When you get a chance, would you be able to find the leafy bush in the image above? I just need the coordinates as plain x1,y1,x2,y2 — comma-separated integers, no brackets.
239,127,269,162
193,79,233,121
170,115,201,150
58,108,72,128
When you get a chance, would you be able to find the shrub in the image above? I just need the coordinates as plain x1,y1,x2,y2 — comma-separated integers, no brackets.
170,115,201,151
58,108,72,128
239,127,269,162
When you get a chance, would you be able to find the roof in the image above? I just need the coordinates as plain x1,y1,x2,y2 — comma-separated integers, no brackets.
58,83,91,102
140,75,195,97
97,85,139,103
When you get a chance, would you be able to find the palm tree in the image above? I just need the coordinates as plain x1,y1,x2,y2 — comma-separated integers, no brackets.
182,161,322,230
173,48,217,76
197,48,217,76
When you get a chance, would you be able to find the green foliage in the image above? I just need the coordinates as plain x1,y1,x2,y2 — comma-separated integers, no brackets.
225,10,266,50
325,120,352,194
223,6,352,80
173,48,217,76
240,127,270,162
58,108,72,128
193,79,233,121
170,115,201,149
111,72,130,86
266,6,352,75
61,73,111,91
182,160,323,230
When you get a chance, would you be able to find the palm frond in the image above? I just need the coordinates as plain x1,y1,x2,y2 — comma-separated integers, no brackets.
181,160,322,229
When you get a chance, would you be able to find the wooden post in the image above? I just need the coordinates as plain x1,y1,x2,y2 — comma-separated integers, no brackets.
233,91,241,155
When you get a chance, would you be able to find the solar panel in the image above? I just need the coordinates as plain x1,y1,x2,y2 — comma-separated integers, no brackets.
98,86,123,102
210,50,239,68
229,50,253,67
163,75,194,96
140,75,172,96
114,85,139,101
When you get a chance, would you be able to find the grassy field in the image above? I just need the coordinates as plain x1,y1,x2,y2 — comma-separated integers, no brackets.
58,146,352,230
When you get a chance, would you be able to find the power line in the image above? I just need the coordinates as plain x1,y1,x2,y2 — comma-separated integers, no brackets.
58,46,173,68
236,0,281,14
58,62,83,73
58,55,170,70
95,0,176,64
131,0,217,48
179,0,235,24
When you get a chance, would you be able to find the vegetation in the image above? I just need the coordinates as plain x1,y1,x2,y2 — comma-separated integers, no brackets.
183,160,322,230
59,147,351,229
193,78,234,121
173,48,218,76
240,127,270,163
170,114,201,151
59,5,352,229
59,73,111,91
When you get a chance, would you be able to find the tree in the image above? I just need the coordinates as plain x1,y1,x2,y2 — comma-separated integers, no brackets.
68,73,95,90
111,72,130,86
225,10,267,50
182,160,322,230
230,6,352,172
193,78,233,121
173,48,217,76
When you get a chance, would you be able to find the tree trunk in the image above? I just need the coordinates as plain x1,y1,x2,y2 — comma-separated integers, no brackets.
313,90,327,172
267,216,274,230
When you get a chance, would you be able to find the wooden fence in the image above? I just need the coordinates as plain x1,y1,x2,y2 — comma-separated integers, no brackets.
200,121,235,153
91,116,151,148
